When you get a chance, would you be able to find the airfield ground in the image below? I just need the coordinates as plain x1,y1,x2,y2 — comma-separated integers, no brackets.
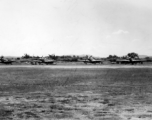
0,65,152,120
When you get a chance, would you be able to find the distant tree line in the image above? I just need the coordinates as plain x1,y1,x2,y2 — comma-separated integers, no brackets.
21,54,89,62
2,52,151,62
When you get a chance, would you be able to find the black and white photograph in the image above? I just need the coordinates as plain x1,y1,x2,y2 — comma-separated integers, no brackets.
0,0,152,119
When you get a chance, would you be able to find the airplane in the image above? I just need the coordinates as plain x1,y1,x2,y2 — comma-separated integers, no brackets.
18,59,31,64
129,58,144,64
30,58,56,65
17,57,56,65
116,58,144,65
80,56,103,64
0,57,16,65
116,59,130,64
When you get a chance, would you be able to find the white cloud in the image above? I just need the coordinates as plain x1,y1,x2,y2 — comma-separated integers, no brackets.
106,35,111,39
112,30,129,35
0,0,151,57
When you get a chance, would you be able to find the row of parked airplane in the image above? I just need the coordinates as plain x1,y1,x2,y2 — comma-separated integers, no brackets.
0,56,145,65
0,56,103,65
0,57,55,65
116,58,144,64
80,56,145,65
110,58,145,65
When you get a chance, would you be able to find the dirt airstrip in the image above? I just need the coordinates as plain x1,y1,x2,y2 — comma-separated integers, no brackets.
0,65,152,120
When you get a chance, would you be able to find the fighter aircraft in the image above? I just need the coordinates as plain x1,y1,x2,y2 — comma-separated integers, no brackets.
30,58,56,65
129,58,144,64
116,59,130,64
80,56,103,64
0,57,16,65
116,58,144,65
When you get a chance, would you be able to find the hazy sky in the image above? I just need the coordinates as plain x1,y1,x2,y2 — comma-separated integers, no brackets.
0,0,152,57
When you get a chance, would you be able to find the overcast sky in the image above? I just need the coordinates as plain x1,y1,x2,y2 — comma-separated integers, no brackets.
0,0,152,57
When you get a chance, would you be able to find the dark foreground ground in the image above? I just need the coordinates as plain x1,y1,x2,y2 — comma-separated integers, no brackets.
0,66,152,120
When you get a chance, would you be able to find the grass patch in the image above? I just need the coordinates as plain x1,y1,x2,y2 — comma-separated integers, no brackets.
0,67,151,94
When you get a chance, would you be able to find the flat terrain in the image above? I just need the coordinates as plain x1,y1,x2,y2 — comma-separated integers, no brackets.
1,64,152,68
0,65,152,120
